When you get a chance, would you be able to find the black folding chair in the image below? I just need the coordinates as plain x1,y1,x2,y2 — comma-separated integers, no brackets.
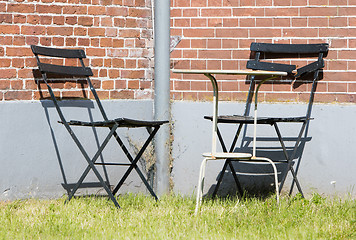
205,43,329,198
31,45,168,207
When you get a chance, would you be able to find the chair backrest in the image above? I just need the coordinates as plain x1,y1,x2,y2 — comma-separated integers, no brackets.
31,45,109,122
244,42,329,117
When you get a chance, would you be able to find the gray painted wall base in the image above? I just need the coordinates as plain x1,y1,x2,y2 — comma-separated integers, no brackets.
171,101,356,198
0,100,355,200
0,100,156,200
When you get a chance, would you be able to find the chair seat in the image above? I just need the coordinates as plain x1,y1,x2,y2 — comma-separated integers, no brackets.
202,152,252,159
204,115,310,125
60,118,169,128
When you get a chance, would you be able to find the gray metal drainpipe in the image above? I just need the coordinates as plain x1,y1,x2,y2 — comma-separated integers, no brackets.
153,0,171,196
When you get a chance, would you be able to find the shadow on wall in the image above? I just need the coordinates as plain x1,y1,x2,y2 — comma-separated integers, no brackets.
206,134,312,198
40,99,113,195
33,69,112,195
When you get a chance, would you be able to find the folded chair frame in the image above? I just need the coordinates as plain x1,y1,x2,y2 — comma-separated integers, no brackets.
207,43,328,199
32,45,168,208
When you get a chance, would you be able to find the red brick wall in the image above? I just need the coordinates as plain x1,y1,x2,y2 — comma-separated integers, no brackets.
1,1,355,103
171,1,356,103
0,0,153,101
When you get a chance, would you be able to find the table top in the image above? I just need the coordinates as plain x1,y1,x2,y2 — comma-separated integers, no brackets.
172,69,288,76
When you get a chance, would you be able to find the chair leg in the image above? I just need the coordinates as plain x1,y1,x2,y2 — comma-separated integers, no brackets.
263,158,280,204
195,157,208,215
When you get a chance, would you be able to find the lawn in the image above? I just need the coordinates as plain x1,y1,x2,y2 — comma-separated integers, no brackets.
0,194,355,239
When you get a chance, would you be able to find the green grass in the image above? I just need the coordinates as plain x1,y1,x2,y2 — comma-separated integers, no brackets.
0,194,355,239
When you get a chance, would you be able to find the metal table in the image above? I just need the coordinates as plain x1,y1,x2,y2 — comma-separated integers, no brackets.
173,69,288,213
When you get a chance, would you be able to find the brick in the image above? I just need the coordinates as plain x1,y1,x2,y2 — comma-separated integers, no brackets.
182,9,199,17
4,91,32,100
135,0,145,7
328,60,347,70
0,58,11,67
223,0,239,7
328,82,347,93
329,17,347,27
0,25,20,34
308,17,328,27
265,7,298,16
256,18,273,27
233,8,264,17
175,18,191,27
88,6,106,15
191,81,207,91
201,9,231,17
208,0,223,7
119,29,140,37
12,58,25,68
7,47,32,57
78,16,93,26
63,5,87,14
61,90,87,99
0,80,11,90
208,18,223,27
250,28,282,38
222,60,238,70
53,16,65,25
127,80,139,89
65,16,77,25
14,14,26,24
223,18,238,27
273,18,291,27
274,0,291,6
124,0,134,6
11,80,23,90
222,39,238,48
106,28,117,37
191,0,206,7
90,38,100,47
36,4,62,14
240,0,255,6
108,69,120,78
338,50,356,60
65,38,76,46
291,0,307,5
88,27,105,36
348,83,356,92
199,50,232,59
27,15,40,24
174,80,190,91
321,28,356,38
125,59,136,68
336,7,356,16
110,90,134,99
8,3,35,13
282,28,318,38
191,60,207,69
107,6,128,16
47,27,73,36
87,48,106,57
121,69,145,79
300,7,338,17
40,16,52,25
0,14,12,24
74,27,87,36
216,28,248,38
18,69,35,78
314,93,337,103
115,80,126,89
240,18,255,27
